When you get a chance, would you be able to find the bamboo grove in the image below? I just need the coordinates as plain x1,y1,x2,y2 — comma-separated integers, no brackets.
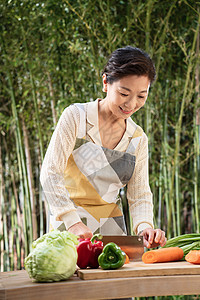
0,0,200,273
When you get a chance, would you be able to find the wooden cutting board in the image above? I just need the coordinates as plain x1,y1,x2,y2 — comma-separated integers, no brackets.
77,260,200,280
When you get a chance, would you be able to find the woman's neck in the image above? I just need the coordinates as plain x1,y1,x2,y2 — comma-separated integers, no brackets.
98,98,124,126
98,98,126,149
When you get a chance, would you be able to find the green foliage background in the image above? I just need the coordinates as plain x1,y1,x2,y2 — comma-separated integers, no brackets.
0,0,200,274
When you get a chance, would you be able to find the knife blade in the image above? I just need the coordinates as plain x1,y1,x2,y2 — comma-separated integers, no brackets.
98,235,144,261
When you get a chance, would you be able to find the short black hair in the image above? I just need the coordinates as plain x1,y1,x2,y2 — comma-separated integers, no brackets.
102,46,156,84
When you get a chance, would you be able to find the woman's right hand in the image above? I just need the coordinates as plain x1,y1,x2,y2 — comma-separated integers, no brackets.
68,221,93,239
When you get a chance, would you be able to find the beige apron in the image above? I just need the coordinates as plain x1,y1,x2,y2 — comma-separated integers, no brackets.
49,101,143,234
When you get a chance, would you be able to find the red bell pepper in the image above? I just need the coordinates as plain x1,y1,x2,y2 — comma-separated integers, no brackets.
76,234,103,269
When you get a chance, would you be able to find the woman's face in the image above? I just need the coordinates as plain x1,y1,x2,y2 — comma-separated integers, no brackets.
103,74,150,119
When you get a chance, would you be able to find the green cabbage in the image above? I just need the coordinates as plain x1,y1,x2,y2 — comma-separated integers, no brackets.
24,230,78,282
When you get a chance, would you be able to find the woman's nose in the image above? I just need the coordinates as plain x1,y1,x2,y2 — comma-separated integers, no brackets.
124,98,136,109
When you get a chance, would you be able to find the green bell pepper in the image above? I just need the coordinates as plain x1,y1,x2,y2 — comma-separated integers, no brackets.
98,242,126,270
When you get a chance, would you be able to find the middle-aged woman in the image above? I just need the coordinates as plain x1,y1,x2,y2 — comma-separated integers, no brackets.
40,46,167,250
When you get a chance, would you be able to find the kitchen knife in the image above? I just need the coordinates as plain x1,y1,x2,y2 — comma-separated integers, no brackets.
97,235,144,261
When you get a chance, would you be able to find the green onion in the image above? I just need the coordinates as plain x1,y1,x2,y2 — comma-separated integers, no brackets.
163,234,200,258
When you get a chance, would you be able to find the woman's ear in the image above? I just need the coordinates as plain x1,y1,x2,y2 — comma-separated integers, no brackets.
102,74,108,92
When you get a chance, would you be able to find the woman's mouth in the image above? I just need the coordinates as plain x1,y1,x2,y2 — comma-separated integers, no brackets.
119,107,133,114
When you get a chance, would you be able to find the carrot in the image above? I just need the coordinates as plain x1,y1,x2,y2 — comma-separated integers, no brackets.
185,250,200,264
142,247,184,264
125,254,130,264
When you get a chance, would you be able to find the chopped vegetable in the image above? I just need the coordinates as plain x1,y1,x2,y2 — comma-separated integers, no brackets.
185,250,200,264
162,233,200,259
98,242,126,270
76,234,103,269
24,230,78,282
125,254,130,264
142,247,184,264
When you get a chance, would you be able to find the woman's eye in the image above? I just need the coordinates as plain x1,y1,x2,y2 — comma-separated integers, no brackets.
138,96,145,99
120,93,129,97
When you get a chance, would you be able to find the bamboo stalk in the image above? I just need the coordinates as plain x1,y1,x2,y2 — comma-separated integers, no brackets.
163,84,170,233
175,84,181,236
2,150,10,271
15,214,21,270
10,166,23,269
194,131,199,232
194,14,200,233
10,195,15,270
22,118,38,240
144,0,154,136
158,155,163,229
171,187,177,237
30,74,44,161
14,129,28,258
145,0,153,54
47,72,57,128
163,156,169,231
0,139,4,271
37,147,46,236
3,203,9,271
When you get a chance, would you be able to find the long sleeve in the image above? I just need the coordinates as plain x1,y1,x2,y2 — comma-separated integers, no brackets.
40,104,81,228
127,132,154,234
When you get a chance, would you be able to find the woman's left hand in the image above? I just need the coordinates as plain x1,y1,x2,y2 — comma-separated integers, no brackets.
139,228,167,248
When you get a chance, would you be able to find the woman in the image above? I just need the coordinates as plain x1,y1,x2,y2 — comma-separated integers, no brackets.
40,46,166,249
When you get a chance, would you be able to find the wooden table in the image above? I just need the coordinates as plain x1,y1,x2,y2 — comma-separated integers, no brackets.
1,261,200,299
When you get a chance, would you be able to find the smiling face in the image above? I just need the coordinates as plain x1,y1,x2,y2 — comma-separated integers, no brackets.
102,74,150,120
